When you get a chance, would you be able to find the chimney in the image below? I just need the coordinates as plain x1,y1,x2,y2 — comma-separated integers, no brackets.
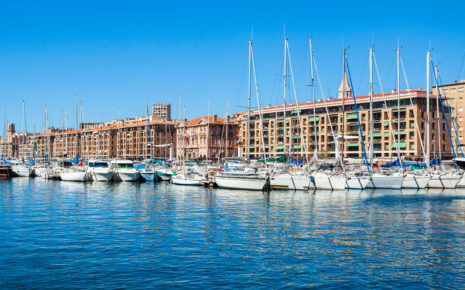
213,115,218,123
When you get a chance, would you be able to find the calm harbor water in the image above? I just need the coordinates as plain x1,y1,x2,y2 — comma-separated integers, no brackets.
1,179,465,288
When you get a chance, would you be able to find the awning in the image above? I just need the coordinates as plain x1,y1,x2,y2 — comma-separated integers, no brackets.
347,114,358,120
347,143,359,147
391,142,407,149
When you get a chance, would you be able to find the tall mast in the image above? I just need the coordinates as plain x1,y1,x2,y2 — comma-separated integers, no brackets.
396,47,402,168
426,51,431,169
45,104,48,161
434,65,442,164
75,95,79,158
309,39,317,161
369,48,374,171
283,37,288,158
247,39,252,160
341,48,346,164
225,100,229,158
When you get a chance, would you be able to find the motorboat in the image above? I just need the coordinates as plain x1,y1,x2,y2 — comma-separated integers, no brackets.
155,167,174,181
87,159,113,182
111,160,140,182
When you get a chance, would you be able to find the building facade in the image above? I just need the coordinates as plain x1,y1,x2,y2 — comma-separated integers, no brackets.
433,79,465,150
176,115,238,161
152,103,171,121
26,116,176,160
234,89,453,161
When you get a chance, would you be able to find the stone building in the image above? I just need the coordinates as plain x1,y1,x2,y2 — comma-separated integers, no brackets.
176,115,238,161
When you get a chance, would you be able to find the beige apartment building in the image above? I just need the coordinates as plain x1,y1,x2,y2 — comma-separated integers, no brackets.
176,115,238,161
26,115,176,160
433,80,465,151
234,88,453,161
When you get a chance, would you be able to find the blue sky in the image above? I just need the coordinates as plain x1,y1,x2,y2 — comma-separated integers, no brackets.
1,0,465,133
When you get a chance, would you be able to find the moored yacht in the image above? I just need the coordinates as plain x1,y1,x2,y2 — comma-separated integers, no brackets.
111,160,139,181
87,159,113,182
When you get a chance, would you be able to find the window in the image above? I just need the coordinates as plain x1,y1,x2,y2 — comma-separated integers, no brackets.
459,87,464,92
460,126,463,131
460,107,463,113
444,89,448,94
460,97,463,102
451,89,457,93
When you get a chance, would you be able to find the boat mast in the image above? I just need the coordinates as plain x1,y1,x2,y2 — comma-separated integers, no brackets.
283,37,288,159
396,47,402,170
369,48,374,172
341,48,346,165
247,39,252,160
426,51,431,169
434,65,442,165
225,100,229,158
309,39,317,161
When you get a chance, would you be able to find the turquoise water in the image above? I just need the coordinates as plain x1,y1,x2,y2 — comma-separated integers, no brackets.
1,179,465,288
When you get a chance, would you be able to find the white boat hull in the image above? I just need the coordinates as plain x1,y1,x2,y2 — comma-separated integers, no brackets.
427,175,460,189
13,169,32,177
60,171,87,182
456,176,465,188
346,177,370,190
93,171,113,182
270,174,313,190
172,176,203,186
313,175,346,191
366,175,403,189
117,171,139,182
402,175,430,189
215,175,267,190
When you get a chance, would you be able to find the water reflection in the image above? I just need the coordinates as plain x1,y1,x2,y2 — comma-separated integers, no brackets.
1,179,465,288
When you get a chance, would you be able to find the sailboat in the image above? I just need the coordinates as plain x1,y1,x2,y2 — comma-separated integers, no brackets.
426,57,461,189
214,39,268,191
269,37,313,191
365,47,404,189
60,96,87,182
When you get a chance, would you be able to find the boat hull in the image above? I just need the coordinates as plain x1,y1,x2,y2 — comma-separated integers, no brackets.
346,177,370,190
270,174,313,190
116,171,139,182
427,175,460,189
60,171,87,182
157,173,172,181
313,175,346,191
93,171,113,182
402,175,430,189
140,172,156,182
366,175,403,189
215,175,267,190
172,176,203,186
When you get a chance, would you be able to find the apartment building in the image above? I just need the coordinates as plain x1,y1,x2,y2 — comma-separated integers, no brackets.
176,115,238,161
152,103,171,121
233,89,453,160
433,79,465,149
26,115,176,160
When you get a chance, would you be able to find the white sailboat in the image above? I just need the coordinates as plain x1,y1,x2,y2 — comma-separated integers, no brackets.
365,47,403,189
60,96,87,182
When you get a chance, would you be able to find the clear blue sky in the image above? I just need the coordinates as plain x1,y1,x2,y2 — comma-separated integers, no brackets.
2,0,465,133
